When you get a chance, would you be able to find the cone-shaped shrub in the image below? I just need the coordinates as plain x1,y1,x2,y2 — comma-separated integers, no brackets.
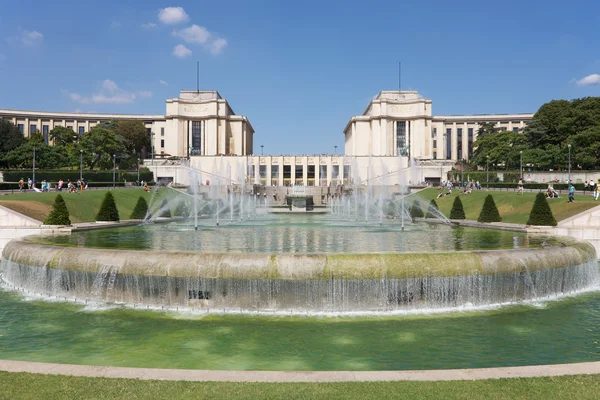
96,191,120,221
449,196,466,219
159,199,171,218
44,194,71,225
477,194,502,223
410,202,424,218
527,192,557,226
174,201,188,217
426,199,439,218
130,196,149,220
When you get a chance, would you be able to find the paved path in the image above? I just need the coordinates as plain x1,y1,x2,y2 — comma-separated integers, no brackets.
1,359,599,382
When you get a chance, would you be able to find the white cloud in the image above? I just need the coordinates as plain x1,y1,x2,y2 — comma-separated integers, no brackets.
575,74,600,86
173,24,211,44
65,79,152,104
158,7,189,24
7,28,44,46
209,37,227,55
159,80,168,86
173,24,228,55
173,44,192,58
141,22,157,29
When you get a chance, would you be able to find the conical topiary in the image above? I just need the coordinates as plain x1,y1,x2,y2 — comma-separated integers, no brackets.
477,194,502,223
410,202,424,219
159,199,171,218
426,199,439,218
44,194,71,225
96,191,120,221
449,196,466,219
130,196,149,219
527,192,557,226
174,201,188,217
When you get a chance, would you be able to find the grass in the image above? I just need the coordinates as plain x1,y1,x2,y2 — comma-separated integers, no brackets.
418,188,599,224
1,372,600,400
0,188,178,223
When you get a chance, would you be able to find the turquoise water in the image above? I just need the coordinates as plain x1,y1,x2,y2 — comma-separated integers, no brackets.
1,288,599,371
34,216,542,253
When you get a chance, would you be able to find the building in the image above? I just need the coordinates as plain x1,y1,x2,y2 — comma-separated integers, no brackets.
0,89,532,187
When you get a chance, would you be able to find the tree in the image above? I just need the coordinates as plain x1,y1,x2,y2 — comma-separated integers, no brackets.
174,201,189,217
49,126,78,147
159,199,171,218
477,194,502,223
410,202,424,219
96,191,120,221
114,120,149,156
527,192,557,226
0,120,25,156
2,132,64,169
449,196,466,219
476,122,500,139
44,194,71,225
426,199,439,218
471,130,527,169
80,126,126,170
130,196,149,219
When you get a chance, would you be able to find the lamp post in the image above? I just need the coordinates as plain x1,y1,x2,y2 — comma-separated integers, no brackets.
79,150,83,181
261,145,264,155
137,158,140,186
519,150,523,180
112,154,116,188
486,155,490,189
151,132,156,184
334,145,337,155
32,146,36,189
568,144,572,186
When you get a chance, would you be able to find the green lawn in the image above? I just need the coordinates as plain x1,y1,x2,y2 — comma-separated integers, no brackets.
0,188,179,223
418,188,599,224
1,372,599,400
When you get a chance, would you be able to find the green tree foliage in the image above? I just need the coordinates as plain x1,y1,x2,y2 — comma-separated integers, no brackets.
96,191,120,221
159,199,172,218
43,194,71,225
410,202,424,219
449,196,466,219
80,126,126,170
49,126,78,147
174,201,189,217
426,199,439,218
114,120,149,156
471,130,528,170
527,192,557,226
2,131,65,169
130,196,149,219
477,194,502,223
0,120,25,160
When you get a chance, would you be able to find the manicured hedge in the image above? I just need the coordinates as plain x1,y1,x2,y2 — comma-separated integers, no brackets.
2,169,153,183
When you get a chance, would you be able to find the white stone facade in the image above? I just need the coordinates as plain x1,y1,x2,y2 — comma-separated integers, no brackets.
0,89,532,185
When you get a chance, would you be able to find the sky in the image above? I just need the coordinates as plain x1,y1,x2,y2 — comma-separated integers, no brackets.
0,0,599,155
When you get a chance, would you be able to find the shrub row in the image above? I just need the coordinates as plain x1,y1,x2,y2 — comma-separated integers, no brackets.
2,169,153,183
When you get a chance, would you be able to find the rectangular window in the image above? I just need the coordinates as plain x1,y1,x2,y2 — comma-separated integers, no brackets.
191,121,201,155
295,165,303,180
513,127,519,132
161,127,165,136
259,165,267,179
343,165,351,184
17,124,24,134
78,126,85,135
396,121,408,156
433,127,437,137
500,127,507,132
457,128,463,160
433,151,437,159
248,165,255,181
67,125,73,130
468,128,474,158
332,165,340,182
433,140,437,149
271,165,279,184
42,125,49,143
319,165,327,185
283,165,291,179
146,128,152,136
446,128,452,159
161,139,165,148
30,124,37,134
307,165,315,185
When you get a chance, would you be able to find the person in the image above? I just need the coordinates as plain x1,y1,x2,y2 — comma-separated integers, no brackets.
143,182,150,192
27,178,32,190
80,179,85,191
18,178,24,192
568,184,575,203
57,179,63,192
584,181,589,194
590,179,595,196
595,180,600,201
517,178,524,195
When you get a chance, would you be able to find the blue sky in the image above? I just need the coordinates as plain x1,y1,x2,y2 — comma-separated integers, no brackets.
0,0,599,154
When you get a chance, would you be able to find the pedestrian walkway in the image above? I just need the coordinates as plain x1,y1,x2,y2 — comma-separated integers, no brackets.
0,359,599,382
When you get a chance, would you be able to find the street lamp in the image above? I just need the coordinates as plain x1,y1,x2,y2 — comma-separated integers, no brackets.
261,145,264,155
568,144,572,186
334,145,338,155
151,132,156,184
486,155,490,189
137,158,140,186
112,154,116,188
519,150,523,181
79,150,83,181
32,146,36,189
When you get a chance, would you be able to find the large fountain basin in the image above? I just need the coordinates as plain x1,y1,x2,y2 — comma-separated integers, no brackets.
1,237,597,314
